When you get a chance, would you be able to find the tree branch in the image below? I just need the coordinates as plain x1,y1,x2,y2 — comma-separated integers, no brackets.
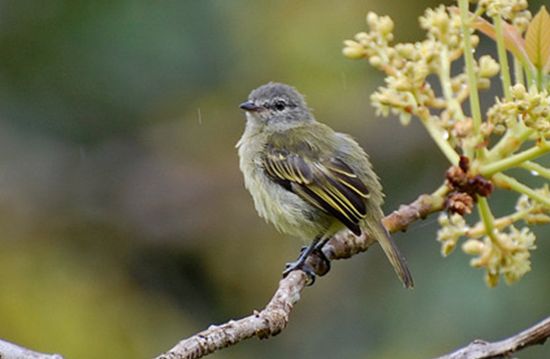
0,338,64,359
154,185,449,359
435,316,550,359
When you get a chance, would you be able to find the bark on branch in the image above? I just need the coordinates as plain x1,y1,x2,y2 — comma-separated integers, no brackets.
0,338,63,359
435,316,550,359
154,186,448,359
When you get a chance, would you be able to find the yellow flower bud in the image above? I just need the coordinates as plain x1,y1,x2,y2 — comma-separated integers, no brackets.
478,78,490,90
354,32,369,45
433,12,449,30
368,56,382,67
471,35,480,47
342,41,365,59
366,12,378,28
441,241,456,257
462,239,484,255
484,272,499,288
396,43,416,58
479,55,500,78
378,16,394,35
511,84,526,99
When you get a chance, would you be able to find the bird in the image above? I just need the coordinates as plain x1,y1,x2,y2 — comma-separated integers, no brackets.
237,82,413,288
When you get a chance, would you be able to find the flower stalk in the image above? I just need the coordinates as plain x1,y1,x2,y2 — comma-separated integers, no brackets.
493,15,513,99
480,140,550,176
459,0,483,136
494,173,550,207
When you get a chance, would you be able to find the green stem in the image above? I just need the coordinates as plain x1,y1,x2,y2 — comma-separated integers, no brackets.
480,142,550,176
421,115,460,165
525,65,535,88
486,127,534,161
438,46,472,158
459,0,483,154
493,15,512,100
439,47,466,121
520,161,550,180
541,69,548,90
493,173,550,207
466,209,530,238
472,3,485,18
438,45,475,159
433,183,451,199
513,58,524,86
477,197,499,244
535,68,544,91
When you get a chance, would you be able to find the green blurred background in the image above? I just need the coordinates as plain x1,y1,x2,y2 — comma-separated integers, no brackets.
0,1,548,358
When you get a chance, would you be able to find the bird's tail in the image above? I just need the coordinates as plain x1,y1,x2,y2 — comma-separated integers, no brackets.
370,222,414,289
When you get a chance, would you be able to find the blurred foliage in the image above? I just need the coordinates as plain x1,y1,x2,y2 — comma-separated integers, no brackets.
0,1,547,358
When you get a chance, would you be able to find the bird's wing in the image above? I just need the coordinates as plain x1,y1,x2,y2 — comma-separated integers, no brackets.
263,146,369,235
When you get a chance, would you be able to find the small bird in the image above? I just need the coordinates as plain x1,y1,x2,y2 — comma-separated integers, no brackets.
237,82,413,288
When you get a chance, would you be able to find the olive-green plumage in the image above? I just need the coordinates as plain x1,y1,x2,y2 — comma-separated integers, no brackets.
237,82,413,288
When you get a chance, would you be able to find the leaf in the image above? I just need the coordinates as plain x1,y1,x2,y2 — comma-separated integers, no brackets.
525,6,550,72
449,5,532,68
471,15,530,67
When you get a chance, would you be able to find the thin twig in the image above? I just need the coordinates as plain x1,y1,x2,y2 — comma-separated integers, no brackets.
0,338,64,359
435,316,550,359
154,186,448,359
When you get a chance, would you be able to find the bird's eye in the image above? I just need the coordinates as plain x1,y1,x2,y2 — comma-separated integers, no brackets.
273,100,286,111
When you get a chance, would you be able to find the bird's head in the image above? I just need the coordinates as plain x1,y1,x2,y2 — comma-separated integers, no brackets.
240,82,313,130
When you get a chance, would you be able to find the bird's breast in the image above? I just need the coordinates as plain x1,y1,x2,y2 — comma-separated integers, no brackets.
237,133,330,239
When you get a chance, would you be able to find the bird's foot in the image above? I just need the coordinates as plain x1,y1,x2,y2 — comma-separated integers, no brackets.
283,260,317,286
282,246,331,286
312,247,331,275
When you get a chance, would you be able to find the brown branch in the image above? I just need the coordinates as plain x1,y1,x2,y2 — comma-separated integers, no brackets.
435,316,550,359
154,185,448,359
155,271,307,359
0,338,64,359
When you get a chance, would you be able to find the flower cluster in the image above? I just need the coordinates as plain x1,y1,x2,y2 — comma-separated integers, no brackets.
478,0,532,31
438,184,546,287
344,0,549,286
344,8,489,128
462,226,536,287
437,213,469,255
516,185,550,224
488,84,550,135
342,13,394,62
419,5,467,49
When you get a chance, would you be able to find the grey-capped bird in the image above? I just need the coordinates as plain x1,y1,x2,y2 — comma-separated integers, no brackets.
237,82,413,288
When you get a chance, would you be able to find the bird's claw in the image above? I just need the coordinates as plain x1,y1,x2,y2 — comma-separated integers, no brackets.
283,261,316,286
312,248,331,276
281,247,332,286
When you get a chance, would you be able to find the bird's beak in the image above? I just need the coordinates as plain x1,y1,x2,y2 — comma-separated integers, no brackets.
239,100,261,112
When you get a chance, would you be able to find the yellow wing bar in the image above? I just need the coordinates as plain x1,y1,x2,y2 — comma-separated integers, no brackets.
264,149,369,235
